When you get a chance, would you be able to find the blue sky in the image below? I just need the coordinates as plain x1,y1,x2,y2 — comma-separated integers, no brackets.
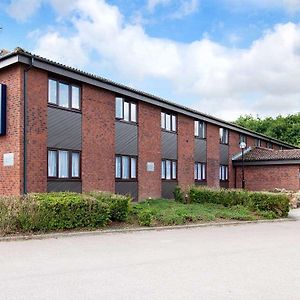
1,0,300,120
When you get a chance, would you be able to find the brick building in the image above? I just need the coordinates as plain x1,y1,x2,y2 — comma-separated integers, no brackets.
0,48,297,200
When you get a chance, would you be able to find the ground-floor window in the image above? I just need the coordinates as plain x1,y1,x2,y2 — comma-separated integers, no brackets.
115,155,137,180
194,162,206,181
161,159,177,180
219,165,229,181
48,149,81,179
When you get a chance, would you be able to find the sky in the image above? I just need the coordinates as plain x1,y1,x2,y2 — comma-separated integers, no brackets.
1,0,300,121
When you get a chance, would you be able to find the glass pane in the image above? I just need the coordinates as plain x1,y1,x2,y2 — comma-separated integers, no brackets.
194,163,197,180
58,150,69,178
171,115,176,131
166,160,171,179
124,102,129,122
197,164,202,180
59,83,69,108
225,129,228,143
225,167,228,180
122,156,129,179
116,97,123,119
202,164,206,180
71,86,80,109
172,161,176,179
219,166,222,180
161,161,165,179
194,121,199,137
161,112,165,129
72,152,80,177
48,150,57,177
115,157,121,178
166,114,171,131
219,128,223,142
131,157,136,179
48,80,57,104
199,122,205,138
130,103,137,122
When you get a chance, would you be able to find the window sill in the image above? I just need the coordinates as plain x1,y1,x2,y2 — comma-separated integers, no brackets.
48,103,82,114
115,119,138,125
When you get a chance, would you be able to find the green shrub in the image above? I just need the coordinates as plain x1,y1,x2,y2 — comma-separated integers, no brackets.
138,209,153,226
173,186,184,203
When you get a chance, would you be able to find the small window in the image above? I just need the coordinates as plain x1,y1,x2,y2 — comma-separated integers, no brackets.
71,86,80,109
267,142,273,149
161,159,177,180
115,98,137,123
194,162,206,181
131,103,137,123
48,79,57,104
255,138,261,147
219,165,229,181
58,150,69,178
59,83,69,108
115,155,137,180
194,120,206,138
116,97,123,119
71,152,80,178
161,112,176,132
239,134,247,146
220,128,229,144
48,150,57,177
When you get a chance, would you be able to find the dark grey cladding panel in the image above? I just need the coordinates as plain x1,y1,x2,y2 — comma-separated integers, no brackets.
115,121,138,156
47,181,82,193
220,181,229,189
162,181,177,199
161,131,177,160
115,181,138,201
195,139,207,162
195,181,207,187
220,144,229,165
48,107,82,150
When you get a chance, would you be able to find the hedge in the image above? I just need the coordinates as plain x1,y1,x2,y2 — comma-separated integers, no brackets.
188,187,290,217
0,192,132,234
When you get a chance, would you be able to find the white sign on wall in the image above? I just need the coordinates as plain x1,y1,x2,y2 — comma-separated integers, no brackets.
147,162,155,172
3,153,14,167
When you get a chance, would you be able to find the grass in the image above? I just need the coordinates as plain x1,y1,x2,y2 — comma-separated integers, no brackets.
130,199,273,227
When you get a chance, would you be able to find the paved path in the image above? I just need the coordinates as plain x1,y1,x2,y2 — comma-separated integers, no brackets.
1,213,300,300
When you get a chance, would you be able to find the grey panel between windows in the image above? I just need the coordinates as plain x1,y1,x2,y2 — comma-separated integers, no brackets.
195,181,207,187
220,181,229,189
115,181,138,201
47,181,82,193
48,107,82,150
115,121,138,156
162,181,177,199
220,144,229,165
194,139,206,162
161,132,177,160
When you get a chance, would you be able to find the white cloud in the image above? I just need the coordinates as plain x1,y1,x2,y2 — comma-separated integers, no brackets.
6,0,42,22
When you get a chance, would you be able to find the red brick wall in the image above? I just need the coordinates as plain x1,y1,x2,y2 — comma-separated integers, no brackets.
247,136,256,147
178,114,194,189
26,68,47,193
138,102,161,200
228,130,240,188
82,84,115,193
0,65,23,195
235,164,300,191
206,123,220,188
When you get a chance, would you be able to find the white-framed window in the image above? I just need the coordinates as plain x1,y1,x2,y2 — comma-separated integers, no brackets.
267,142,273,149
161,159,177,180
194,120,206,138
161,112,177,132
115,155,137,180
219,165,229,181
220,128,229,144
115,97,137,123
255,138,261,147
239,134,247,146
194,162,206,181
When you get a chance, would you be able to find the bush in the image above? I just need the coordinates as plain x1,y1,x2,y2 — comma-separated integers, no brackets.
173,186,184,203
137,209,153,226
189,187,290,217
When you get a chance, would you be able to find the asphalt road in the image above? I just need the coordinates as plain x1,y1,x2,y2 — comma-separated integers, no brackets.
1,212,300,300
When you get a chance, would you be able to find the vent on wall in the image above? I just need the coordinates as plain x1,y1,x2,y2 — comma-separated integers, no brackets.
0,84,7,136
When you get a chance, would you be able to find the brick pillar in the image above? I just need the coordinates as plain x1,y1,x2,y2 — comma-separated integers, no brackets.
82,85,115,193
0,65,24,195
228,131,240,188
177,114,194,190
206,123,220,188
26,68,48,193
138,102,161,200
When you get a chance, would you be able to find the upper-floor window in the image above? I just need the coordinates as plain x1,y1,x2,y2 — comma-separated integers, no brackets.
255,138,261,147
115,155,137,180
220,128,229,144
219,165,229,181
194,162,206,181
48,149,80,179
267,142,273,149
161,112,176,132
239,134,247,146
161,159,177,180
48,79,80,110
194,120,206,139
115,97,137,123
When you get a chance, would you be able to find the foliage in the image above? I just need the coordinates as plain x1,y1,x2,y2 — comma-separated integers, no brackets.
173,186,185,203
137,209,153,226
234,113,300,146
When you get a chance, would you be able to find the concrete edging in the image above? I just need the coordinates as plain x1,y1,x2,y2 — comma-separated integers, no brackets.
0,217,295,242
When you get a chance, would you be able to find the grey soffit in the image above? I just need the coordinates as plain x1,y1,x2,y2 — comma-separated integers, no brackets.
194,139,206,162
47,181,82,193
162,181,177,199
161,131,177,160
115,181,138,201
115,121,138,156
48,107,82,150
0,49,295,149
220,144,229,165
233,159,300,166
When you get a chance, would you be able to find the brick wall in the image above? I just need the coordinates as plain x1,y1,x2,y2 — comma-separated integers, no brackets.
0,65,23,195
178,114,194,189
235,164,300,191
82,84,115,193
26,68,47,193
138,102,161,200
228,130,240,188
206,123,220,188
